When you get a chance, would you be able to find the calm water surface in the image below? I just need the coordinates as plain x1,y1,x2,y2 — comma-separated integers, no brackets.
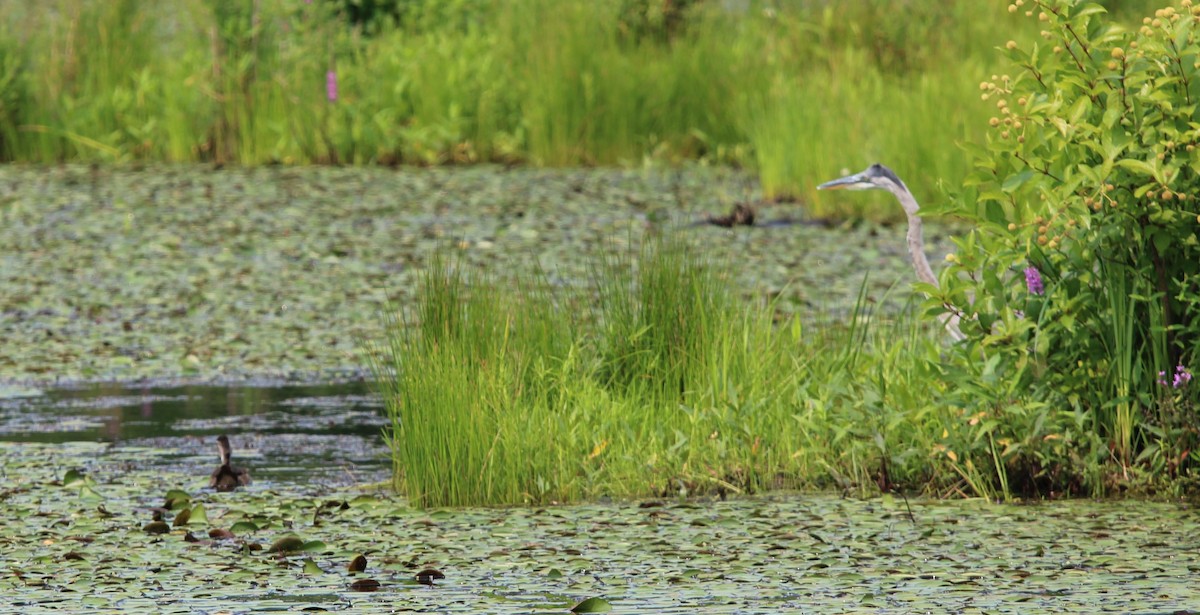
0,381,390,486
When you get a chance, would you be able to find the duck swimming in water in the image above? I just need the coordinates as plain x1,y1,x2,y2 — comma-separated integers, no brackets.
209,435,251,492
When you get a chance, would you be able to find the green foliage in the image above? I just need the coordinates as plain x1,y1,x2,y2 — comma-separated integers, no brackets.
368,253,581,507
370,239,966,507
0,23,27,160
940,0,1200,495
0,0,1148,219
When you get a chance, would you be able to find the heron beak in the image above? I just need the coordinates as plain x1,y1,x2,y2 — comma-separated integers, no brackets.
817,172,870,191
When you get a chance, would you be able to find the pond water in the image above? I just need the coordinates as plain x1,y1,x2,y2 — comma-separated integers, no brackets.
0,381,391,487
3,384,1199,613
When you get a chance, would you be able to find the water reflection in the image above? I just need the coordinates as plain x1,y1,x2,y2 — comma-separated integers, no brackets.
0,381,390,486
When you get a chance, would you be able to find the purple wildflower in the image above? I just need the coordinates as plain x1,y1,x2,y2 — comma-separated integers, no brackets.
326,70,338,102
1174,365,1193,388
1159,365,1193,388
1024,267,1044,296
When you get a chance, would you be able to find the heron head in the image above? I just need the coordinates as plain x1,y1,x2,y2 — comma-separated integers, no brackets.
817,163,906,193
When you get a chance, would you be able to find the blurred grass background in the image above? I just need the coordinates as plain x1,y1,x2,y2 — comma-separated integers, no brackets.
0,0,1160,218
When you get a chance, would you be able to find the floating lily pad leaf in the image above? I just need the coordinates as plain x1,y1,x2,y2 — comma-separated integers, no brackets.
349,578,381,592
163,490,191,510
267,535,306,554
230,521,259,534
79,485,103,501
546,568,563,579
189,503,208,525
63,469,87,488
300,540,327,553
348,554,367,572
570,597,613,613
172,508,191,527
208,528,235,540
142,521,170,535
302,558,323,574
415,568,445,585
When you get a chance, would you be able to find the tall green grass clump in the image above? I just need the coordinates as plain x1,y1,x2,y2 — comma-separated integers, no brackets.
369,254,583,507
937,0,1200,497
371,238,969,507
589,241,806,495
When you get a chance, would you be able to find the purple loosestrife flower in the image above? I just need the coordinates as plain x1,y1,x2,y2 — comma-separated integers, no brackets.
1158,365,1193,388
326,71,338,102
1173,365,1193,388
1024,267,1044,296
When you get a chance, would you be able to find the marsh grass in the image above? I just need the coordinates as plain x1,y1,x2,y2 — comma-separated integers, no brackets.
370,239,964,507
0,0,1161,219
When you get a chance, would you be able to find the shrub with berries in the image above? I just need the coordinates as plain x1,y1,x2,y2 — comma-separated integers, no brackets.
935,0,1200,494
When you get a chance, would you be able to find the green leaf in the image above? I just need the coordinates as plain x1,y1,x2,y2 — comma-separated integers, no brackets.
267,535,306,554
571,597,613,613
163,489,191,510
63,469,87,488
230,521,259,533
1001,170,1034,193
300,540,327,553
1073,3,1108,19
1116,158,1158,179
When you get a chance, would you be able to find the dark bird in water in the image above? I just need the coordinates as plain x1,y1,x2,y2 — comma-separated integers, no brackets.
705,202,757,228
209,435,251,492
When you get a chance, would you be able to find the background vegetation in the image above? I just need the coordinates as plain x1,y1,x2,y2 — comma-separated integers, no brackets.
5,0,1197,506
0,0,1162,218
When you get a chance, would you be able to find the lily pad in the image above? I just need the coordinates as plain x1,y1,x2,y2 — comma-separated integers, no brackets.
267,535,307,554
571,597,613,613
142,521,171,535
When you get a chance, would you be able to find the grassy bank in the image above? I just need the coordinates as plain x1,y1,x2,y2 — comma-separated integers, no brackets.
369,236,1198,508
368,240,945,506
0,1,1161,218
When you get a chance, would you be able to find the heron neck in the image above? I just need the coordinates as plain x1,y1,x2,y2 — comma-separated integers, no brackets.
905,211,938,287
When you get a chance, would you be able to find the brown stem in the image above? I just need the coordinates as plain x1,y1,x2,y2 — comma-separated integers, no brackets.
1015,153,1062,182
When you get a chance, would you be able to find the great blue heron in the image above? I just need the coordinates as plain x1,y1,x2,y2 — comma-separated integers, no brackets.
209,435,251,492
817,163,966,341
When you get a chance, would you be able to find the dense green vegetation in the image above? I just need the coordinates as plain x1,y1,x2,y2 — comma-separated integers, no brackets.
368,1,1200,507
3,0,1198,506
940,0,1200,495
0,0,1161,217
369,239,962,507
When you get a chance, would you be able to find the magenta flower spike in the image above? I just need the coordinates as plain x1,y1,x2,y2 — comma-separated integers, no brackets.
1024,267,1044,296
326,71,338,102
